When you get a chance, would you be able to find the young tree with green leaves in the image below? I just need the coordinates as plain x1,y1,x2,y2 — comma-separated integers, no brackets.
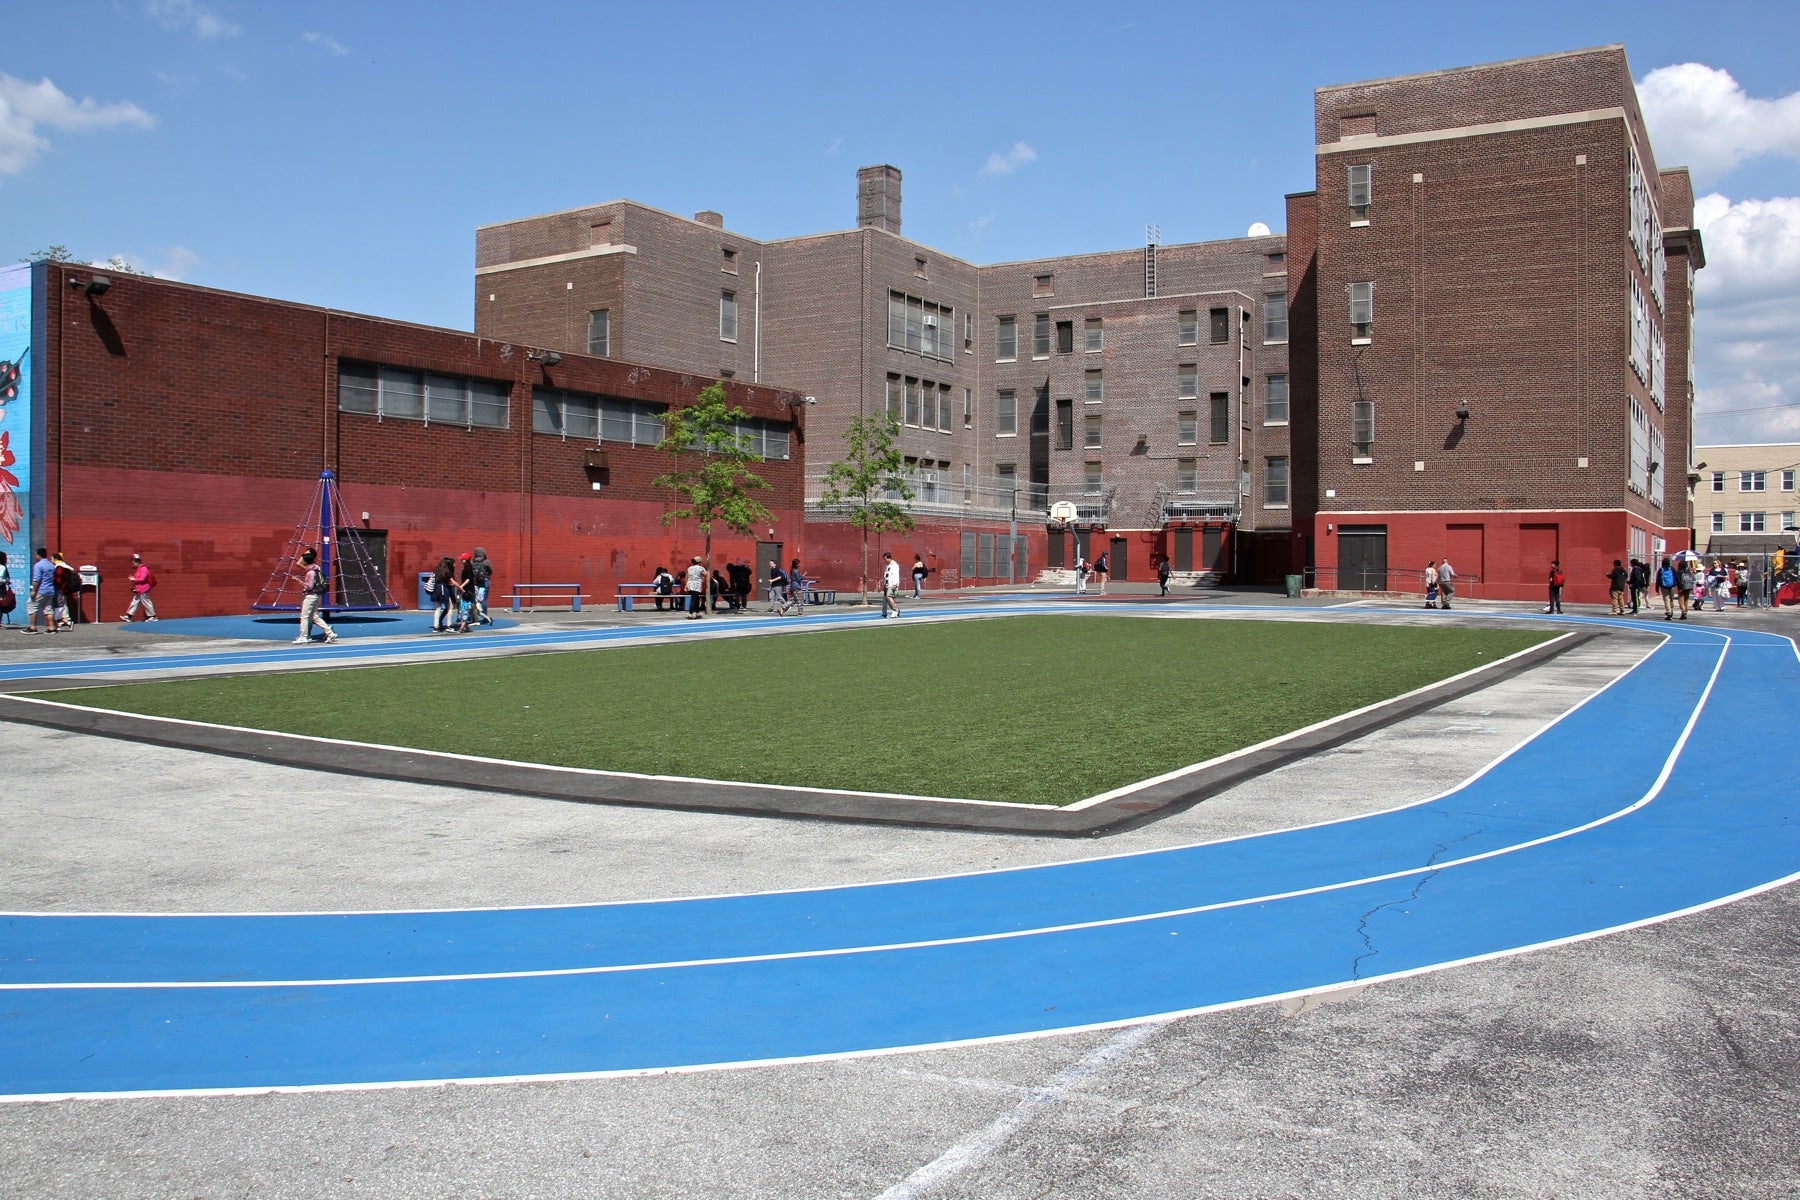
818,411,915,602
653,383,774,597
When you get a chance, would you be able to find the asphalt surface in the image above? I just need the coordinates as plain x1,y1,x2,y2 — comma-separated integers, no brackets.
2,587,1797,1199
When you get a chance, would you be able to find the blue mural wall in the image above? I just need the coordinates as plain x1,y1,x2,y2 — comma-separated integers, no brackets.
0,263,36,576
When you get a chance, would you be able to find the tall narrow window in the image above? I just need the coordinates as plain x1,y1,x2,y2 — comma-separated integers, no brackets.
586,309,610,357
1055,398,1074,450
885,374,902,420
1264,294,1288,342
996,389,1017,436
1177,411,1197,446
1085,369,1103,403
996,316,1017,362
1265,456,1290,506
1084,413,1103,449
1178,310,1198,346
1351,400,1375,459
1055,320,1075,354
1265,374,1289,423
1084,318,1103,352
719,290,738,342
1209,393,1230,444
1084,461,1103,496
1210,307,1230,344
1033,314,1052,358
1349,282,1373,341
1177,364,1198,401
1177,458,1197,493
1348,164,1372,221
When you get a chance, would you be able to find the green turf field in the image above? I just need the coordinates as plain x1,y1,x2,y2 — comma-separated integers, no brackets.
47,616,1552,805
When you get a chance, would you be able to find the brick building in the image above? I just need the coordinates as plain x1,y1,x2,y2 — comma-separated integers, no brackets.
1,261,805,619
1290,46,1702,603
476,169,1293,588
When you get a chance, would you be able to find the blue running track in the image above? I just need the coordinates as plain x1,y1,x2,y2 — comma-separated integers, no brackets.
2,614,1796,1099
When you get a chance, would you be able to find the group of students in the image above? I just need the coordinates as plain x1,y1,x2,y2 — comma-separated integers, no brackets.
422,547,494,636
0,548,156,632
649,559,760,616
1072,551,1110,595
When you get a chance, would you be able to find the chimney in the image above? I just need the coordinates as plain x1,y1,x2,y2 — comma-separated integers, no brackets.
857,165,902,235
695,210,724,228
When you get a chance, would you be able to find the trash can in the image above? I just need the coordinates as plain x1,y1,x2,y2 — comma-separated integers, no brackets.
1284,574,1302,598
417,571,437,610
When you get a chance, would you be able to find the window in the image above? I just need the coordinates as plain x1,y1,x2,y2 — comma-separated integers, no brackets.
937,386,953,433
996,389,1017,436
1265,456,1290,506
885,375,902,420
914,255,927,277
1267,252,1286,270
719,290,738,342
1711,471,1725,492
904,378,922,427
1032,314,1051,358
339,361,509,429
1265,374,1289,424
532,387,665,446
1055,398,1074,450
1783,511,1797,531
887,291,955,361
1084,413,1103,449
1740,470,1767,492
1349,282,1373,341
1084,370,1103,404
1178,310,1198,346
1056,320,1075,354
1784,469,1797,491
1177,364,1198,401
1210,307,1230,345
964,313,974,350
1741,512,1767,533
1033,273,1054,297
963,387,972,428
1177,411,1197,446
1084,318,1103,352
1711,512,1725,533
1348,164,1372,220
1264,293,1288,342
586,309,610,357
996,316,1017,362
1209,393,1230,444
1352,400,1375,459
996,463,1017,503
722,247,738,273
1176,458,1197,494
1084,461,1103,496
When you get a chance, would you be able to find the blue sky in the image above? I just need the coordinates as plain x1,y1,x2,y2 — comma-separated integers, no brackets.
6,0,1799,445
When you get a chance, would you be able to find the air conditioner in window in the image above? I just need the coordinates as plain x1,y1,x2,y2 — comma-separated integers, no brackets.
922,315,938,327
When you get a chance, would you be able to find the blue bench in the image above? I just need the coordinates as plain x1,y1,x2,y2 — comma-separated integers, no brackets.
506,583,591,612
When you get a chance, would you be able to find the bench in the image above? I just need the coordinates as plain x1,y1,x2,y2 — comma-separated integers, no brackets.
506,583,591,612
807,589,836,606
615,583,683,612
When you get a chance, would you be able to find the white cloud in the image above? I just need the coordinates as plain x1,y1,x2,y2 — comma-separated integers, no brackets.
303,31,350,56
0,75,155,178
146,0,241,39
1638,63,1800,186
1691,193,1800,444
823,136,844,157
981,141,1037,178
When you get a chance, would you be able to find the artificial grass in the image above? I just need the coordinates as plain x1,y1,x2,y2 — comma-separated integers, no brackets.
47,616,1551,805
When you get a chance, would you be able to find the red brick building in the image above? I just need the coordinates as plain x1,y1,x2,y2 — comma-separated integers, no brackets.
1291,46,1702,604
22,261,805,618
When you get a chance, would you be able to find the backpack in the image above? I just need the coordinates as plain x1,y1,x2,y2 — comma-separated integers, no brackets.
1551,571,1565,587
0,582,13,614
1659,566,1676,589
53,564,78,593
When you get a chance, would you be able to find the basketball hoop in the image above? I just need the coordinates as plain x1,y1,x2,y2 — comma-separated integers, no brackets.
1048,501,1078,527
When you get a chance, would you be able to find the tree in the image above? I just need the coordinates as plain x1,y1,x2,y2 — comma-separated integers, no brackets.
818,411,914,602
21,246,147,274
652,383,774,593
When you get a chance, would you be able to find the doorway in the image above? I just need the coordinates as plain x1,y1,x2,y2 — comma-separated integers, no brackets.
1337,526,1388,590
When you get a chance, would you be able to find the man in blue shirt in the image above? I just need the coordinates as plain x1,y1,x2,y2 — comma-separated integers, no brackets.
24,548,57,634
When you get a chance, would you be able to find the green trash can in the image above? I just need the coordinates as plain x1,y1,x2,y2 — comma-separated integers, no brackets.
1284,574,1302,598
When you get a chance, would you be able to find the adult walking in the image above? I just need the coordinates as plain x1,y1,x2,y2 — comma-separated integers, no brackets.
911,555,928,599
120,552,158,623
1546,561,1566,614
25,548,58,634
1093,550,1110,594
1156,555,1171,596
1436,557,1455,609
1628,558,1648,614
683,556,706,619
469,547,494,625
292,548,339,644
1606,559,1629,615
53,552,82,626
881,550,901,618
1674,556,1695,620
